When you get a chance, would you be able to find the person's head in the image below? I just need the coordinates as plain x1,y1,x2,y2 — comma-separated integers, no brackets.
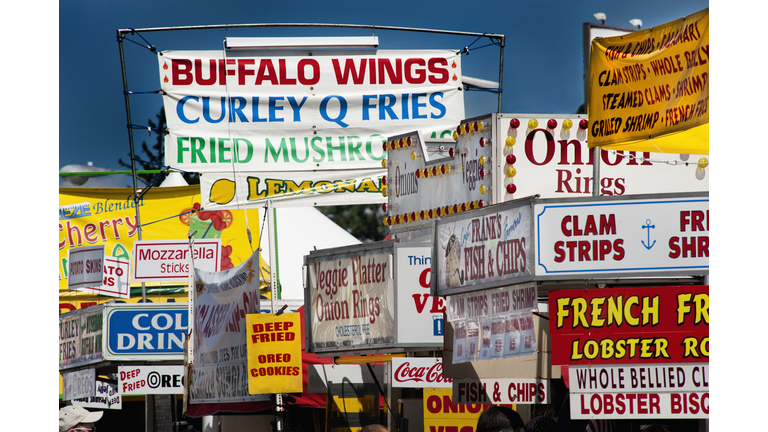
59,406,103,432
476,406,525,432
526,415,558,432
361,425,387,432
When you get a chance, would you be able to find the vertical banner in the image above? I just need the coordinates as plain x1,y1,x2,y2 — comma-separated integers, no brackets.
190,249,262,403
246,312,303,394
588,8,709,153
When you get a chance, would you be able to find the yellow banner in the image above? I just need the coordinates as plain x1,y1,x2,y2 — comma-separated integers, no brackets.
59,185,261,294
246,312,303,394
588,8,709,153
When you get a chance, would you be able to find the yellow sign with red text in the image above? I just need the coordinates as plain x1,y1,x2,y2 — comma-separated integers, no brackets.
246,312,303,394
59,186,260,294
588,8,708,153
424,388,516,432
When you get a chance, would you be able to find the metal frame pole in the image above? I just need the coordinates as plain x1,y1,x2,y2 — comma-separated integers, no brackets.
117,30,146,301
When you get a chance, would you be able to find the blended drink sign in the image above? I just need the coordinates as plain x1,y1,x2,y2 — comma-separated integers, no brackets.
159,50,465,208
305,244,395,352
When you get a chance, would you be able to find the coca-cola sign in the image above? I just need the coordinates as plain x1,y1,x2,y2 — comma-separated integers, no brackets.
392,358,452,388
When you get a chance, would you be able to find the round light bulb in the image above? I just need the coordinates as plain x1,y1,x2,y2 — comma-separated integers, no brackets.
528,119,538,129
449,147,455,157
410,151,416,161
547,119,557,129
505,183,516,194
563,119,573,130
478,200,484,208
479,184,485,195
478,120,484,130
506,167,517,177
479,137,486,147
505,136,516,147
479,156,486,166
382,203,387,212
506,154,516,165
381,160,387,168
453,131,458,140
479,168,485,179
579,119,589,130
510,118,520,129
698,158,709,168
382,188,388,197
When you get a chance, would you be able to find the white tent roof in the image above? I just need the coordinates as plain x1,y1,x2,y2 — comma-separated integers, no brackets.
259,207,361,300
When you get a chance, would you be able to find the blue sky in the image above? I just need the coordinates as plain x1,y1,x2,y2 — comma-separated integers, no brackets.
58,0,709,174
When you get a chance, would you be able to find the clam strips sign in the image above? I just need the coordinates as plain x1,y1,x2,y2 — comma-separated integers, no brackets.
392,357,452,388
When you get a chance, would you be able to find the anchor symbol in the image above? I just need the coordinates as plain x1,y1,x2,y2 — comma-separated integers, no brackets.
641,219,656,250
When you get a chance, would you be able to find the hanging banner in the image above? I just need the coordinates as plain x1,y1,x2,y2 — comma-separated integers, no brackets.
246,312,303,394
588,9,709,153
59,186,260,292
191,249,262,403
549,285,709,365
200,167,385,209
305,243,396,353
158,50,465,208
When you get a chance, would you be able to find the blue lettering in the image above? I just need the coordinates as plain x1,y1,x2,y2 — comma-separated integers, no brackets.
269,96,285,122
412,93,427,119
229,97,248,122
177,96,199,124
430,92,446,119
320,95,349,128
287,96,307,122
202,97,226,123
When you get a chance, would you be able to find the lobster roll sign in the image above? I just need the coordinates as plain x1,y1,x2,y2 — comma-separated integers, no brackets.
432,197,534,296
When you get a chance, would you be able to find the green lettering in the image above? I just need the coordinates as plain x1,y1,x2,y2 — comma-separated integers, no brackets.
191,137,207,163
326,137,346,162
346,136,364,161
265,138,290,163
290,138,310,163
235,138,253,163
218,138,232,163
177,137,191,164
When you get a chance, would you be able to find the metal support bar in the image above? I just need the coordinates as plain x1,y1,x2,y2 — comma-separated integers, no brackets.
117,30,147,302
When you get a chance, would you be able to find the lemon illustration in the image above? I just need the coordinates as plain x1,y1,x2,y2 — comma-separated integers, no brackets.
210,179,236,204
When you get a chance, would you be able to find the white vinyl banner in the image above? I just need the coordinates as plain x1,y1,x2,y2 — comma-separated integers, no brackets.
395,245,445,346
159,50,464,208
200,167,385,209
191,249,262,403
